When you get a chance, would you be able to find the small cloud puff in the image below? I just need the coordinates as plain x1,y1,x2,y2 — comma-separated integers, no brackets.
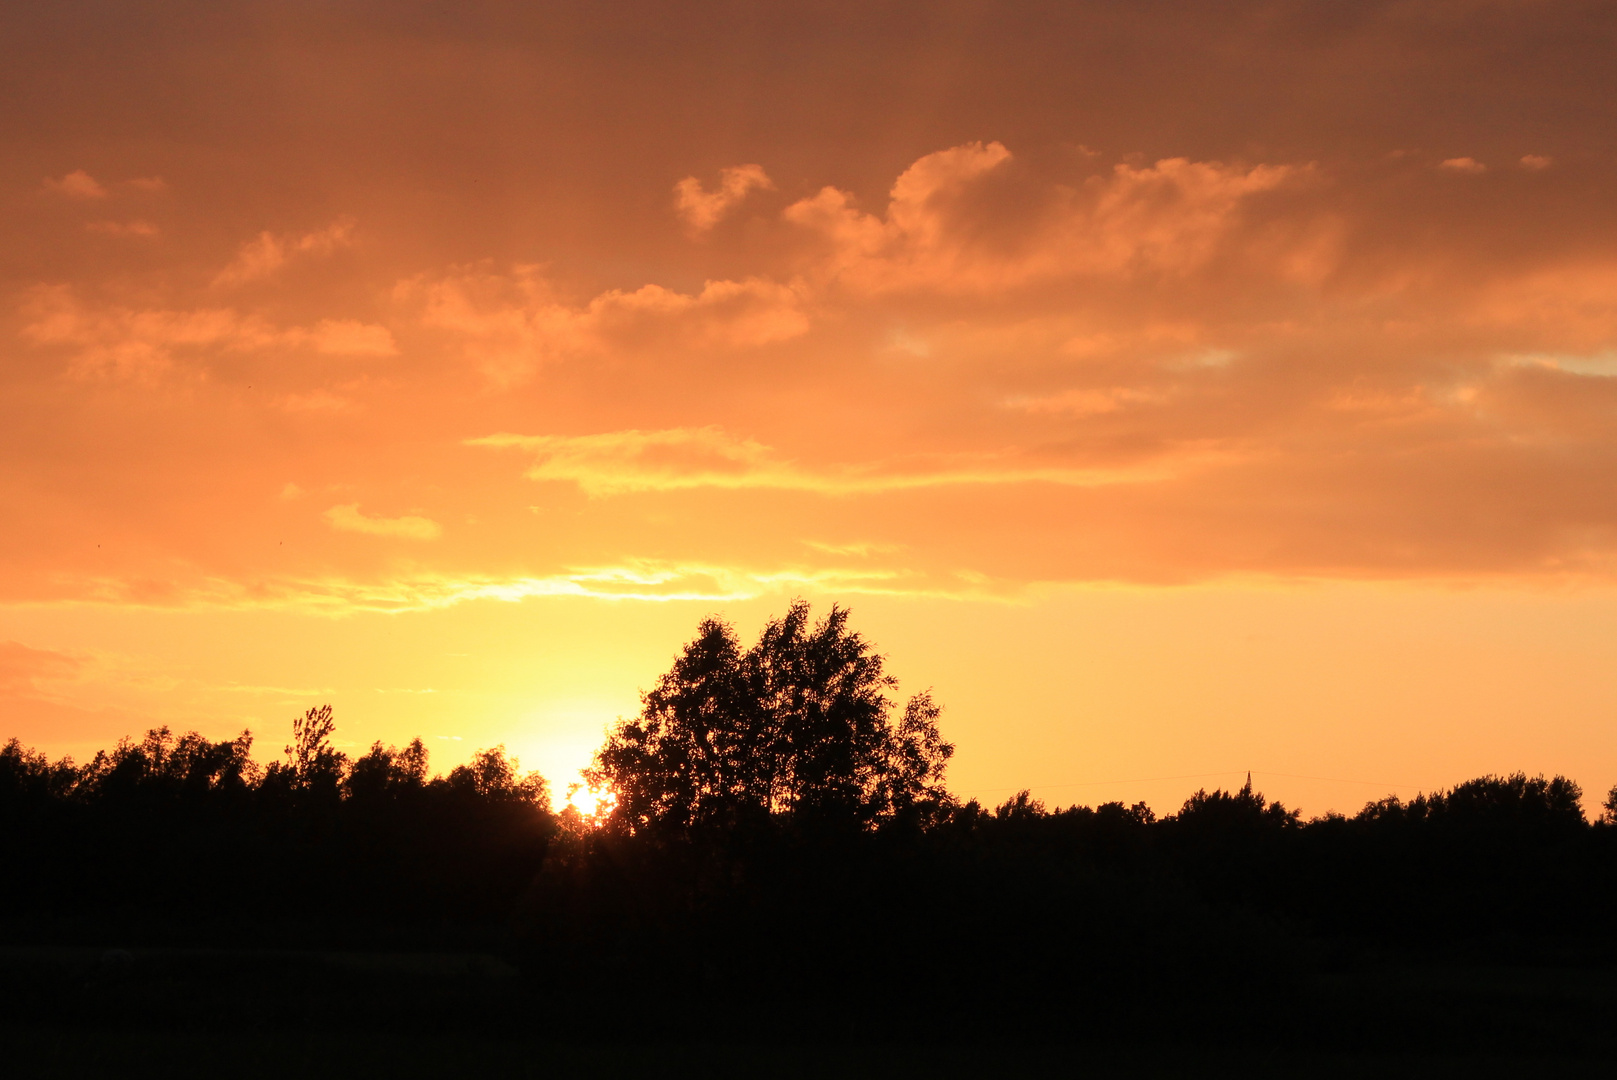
323,503,442,540
0,640,80,693
293,319,397,357
1520,154,1553,171
85,220,160,238
214,217,356,287
126,176,168,193
45,170,108,199
674,164,774,233
277,390,352,413
1440,157,1487,173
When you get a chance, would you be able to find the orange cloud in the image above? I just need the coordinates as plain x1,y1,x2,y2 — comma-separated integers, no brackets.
674,164,773,232
44,170,107,198
785,143,1300,293
472,426,1221,496
19,286,394,378
0,641,80,694
298,319,397,357
85,220,160,238
408,267,807,384
11,139,1617,609
323,504,442,540
213,217,356,286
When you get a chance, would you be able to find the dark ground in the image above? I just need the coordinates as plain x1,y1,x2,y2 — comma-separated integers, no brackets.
1,943,1612,1077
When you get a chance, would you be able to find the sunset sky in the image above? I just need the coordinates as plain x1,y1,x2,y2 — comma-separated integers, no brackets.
5,1,1617,815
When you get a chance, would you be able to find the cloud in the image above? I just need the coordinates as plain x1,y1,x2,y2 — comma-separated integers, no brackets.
296,318,397,356
5,560,949,613
802,539,903,557
0,641,80,694
125,176,168,193
784,142,1301,293
674,164,774,232
16,139,1617,601
323,504,442,540
85,220,160,237
213,217,356,286
1466,263,1617,352
1520,155,1553,171
44,170,107,198
472,426,1215,496
276,389,352,412
1007,387,1163,416
18,286,396,378
1440,157,1487,173
407,267,807,384
19,286,280,378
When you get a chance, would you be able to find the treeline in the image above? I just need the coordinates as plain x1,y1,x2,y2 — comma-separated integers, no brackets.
0,707,553,934
4,603,1616,1047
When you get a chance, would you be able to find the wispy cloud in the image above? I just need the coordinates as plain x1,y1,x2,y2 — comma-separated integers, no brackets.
18,286,395,378
323,504,442,540
406,267,806,384
472,426,1218,496
85,220,160,238
0,641,81,694
213,217,356,286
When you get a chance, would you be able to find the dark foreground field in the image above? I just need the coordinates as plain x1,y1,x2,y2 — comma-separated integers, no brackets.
1,916,1614,1077
0,1028,1607,1080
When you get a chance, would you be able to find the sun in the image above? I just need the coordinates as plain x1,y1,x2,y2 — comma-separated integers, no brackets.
563,783,615,820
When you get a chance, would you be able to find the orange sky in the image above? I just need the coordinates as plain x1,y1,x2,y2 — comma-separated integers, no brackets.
5,1,1617,816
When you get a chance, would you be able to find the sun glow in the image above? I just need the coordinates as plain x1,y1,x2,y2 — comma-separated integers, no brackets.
563,784,615,821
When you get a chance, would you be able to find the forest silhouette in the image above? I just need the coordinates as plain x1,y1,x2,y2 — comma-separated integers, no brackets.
3,602,1616,1057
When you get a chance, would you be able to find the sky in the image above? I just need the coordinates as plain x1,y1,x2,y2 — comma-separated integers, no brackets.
4,0,1617,816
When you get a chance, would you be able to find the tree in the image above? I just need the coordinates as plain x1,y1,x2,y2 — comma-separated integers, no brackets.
1172,774,1300,833
262,704,348,799
585,601,953,834
1355,772,1586,832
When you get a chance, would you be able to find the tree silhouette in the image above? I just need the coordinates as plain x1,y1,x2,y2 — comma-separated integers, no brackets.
1173,773,1301,833
280,704,347,791
585,601,953,834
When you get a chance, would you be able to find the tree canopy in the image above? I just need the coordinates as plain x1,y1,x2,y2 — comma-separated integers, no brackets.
584,601,953,834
